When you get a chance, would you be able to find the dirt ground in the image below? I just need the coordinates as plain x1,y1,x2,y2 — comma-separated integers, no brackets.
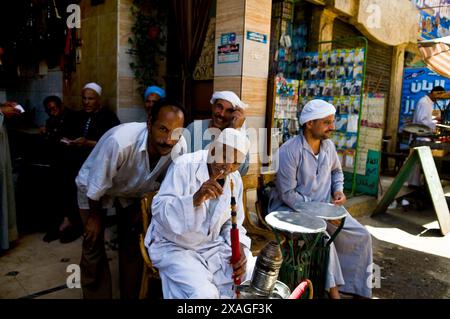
251,192,450,299
360,199,450,299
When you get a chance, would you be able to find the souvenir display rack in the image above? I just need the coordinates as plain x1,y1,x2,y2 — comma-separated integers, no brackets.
269,37,369,195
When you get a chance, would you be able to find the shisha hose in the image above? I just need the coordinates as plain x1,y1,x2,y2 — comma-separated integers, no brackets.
288,279,314,299
230,179,241,298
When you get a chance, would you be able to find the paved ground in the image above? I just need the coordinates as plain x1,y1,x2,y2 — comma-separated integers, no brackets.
1,188,449,299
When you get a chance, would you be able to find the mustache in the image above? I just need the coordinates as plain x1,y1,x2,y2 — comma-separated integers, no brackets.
157,142,172,149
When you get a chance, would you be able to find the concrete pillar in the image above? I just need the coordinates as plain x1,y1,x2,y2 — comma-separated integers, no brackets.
214,0,272,174
386,44,406,154
310,8,337,52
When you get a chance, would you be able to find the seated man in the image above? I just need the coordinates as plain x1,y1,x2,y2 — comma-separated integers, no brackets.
269,99,373,299
76,99,186,299
145,128,255,298
184,91,249,176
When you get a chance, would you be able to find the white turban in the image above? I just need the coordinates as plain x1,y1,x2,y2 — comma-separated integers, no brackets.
299,99,336,125
214,128,250,156
83,82,102,96
210,91,248,109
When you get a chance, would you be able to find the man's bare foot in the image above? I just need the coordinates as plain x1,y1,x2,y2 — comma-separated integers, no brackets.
59,217,72,232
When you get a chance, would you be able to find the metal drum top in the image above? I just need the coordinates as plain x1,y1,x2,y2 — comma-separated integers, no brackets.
295,202,348,220
238,280,291,299
403,123,433,136
265,211,326,234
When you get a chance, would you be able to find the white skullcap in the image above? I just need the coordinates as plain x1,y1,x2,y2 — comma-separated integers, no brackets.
214,128,250,156
83,82,102,96
299,99,336,125
210,91,248,109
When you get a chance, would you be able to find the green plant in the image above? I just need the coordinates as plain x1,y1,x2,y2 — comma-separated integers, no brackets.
128,0,167,97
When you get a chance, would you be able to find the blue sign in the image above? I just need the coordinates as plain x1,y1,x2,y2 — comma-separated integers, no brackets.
399,67,450,131
220,32,236,45
246,31,267,44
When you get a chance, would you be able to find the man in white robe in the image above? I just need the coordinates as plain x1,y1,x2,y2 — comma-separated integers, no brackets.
145,128,255,299
269,99,373,299
183,91,249,175
408,86,445,186
0,101,20,251
76,100,186,299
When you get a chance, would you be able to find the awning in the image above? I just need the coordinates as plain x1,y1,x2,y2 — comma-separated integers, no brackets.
418,36,450,79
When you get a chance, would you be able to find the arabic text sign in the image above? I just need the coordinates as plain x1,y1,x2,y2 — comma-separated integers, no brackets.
399,67,449,131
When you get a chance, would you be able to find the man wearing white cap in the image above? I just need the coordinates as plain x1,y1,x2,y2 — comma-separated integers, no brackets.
269,99,373,299
52,83,120,244
183,91,249,175
145,128,255,298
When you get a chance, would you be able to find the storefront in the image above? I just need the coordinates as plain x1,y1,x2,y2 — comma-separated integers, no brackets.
265,0,418,195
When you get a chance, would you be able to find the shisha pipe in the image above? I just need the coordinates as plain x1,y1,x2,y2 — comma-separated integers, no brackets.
229,178,241,298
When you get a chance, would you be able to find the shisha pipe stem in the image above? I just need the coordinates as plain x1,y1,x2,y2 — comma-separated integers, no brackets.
230,179,241,297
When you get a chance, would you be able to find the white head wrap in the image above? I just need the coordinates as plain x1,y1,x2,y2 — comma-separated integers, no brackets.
214,128,250,156
83,82,102,96
299,99,336,125
210,91,248,109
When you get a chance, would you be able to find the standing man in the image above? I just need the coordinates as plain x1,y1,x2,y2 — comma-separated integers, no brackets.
412,86,445,133
269,99,373,299
145,128,254,298
143,85,166,115
184,91,249,176
55,83,120,243
76,99,186,299
0,101,20,251
408,86,445,186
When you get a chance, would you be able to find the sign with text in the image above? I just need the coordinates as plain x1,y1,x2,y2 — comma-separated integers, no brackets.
214,33,243,76
399,67,450,131
246,31,267,44
344,149,380,196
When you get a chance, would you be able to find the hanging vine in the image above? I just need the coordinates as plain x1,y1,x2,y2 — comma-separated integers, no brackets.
128,0,167,97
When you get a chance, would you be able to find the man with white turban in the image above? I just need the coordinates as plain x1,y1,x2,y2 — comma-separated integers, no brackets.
269,99,373,299
145,128,255,298
183,91,249,175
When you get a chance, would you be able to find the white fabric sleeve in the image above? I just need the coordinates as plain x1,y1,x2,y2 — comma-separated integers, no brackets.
151,162,207,238
84,137,124,201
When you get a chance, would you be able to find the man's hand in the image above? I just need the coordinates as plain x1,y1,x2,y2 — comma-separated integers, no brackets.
332,191,346,206
0,104,21,118
70,137,97,148
231,244,247,282
230,106,245,129
193,176,224,207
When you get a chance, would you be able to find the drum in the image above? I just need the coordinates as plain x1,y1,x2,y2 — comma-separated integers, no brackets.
294,202,348,297
265,211,326,294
